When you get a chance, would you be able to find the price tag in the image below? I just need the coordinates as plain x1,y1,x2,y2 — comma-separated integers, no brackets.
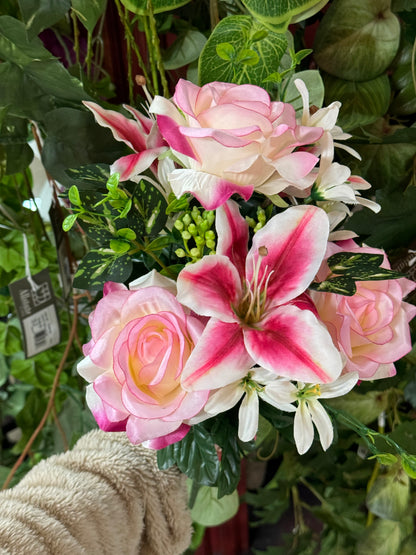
9,269,61,358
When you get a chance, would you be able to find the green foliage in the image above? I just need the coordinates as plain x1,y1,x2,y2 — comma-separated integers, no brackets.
199,16,288,93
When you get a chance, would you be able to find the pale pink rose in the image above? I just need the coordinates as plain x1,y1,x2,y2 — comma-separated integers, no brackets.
310,239,416,380
149,79,323,209
77,281,208,448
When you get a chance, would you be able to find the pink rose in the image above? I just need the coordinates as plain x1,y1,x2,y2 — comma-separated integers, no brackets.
149,79,323,209
310,240,416,380
77,280,208,448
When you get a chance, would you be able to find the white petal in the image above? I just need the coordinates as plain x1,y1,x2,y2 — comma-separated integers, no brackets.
238,390,259,442
129,269,177,294
308,399,333,451
251,366,279,384
356,196,381,213
205,383,244,415
294,401,314,454
77,355,103,382
320,372,359,398
260,380,298,411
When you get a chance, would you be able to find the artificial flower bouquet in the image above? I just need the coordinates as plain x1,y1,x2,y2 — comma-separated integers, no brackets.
71,77,416,512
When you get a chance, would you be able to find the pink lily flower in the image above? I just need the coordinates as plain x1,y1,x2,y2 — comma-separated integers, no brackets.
177,200,343,391
83,101,168,184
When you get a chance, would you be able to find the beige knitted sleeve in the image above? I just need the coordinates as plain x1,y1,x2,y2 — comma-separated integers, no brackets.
0,430,192,555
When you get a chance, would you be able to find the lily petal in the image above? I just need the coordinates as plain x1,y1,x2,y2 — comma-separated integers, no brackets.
205,383,244,414
181,319,252,390
243,304,343,383
238,390,259,442
177,254,242,322
308,399,333,451
247,205,329,307
216,200,249,277
294,400,314,454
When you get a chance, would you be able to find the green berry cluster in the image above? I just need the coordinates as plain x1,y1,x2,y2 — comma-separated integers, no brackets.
174,206,216,263
245,206,267,232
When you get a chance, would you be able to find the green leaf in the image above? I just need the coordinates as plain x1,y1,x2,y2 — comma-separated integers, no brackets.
314,0,400,81
199,16,288,93
0,245,23,272
349,188,416,249
356,519,405,555
366,466,410,520
368,453,398,466
327,252,403,280
73,250,133,289
325,390,390,425
42,109,124,186
158,424,220,486
71,0,107,34
211,416,241,498
18,0,71,39
68,185,81,206
0,353,9,387
241,0,329,33
323,73,391,131
146,234,177,252
119,0,191,15
65,164,110,190
62,213,78,231
310,275,357,296
166,193,189,214
216,42,236,61
163,29,207,70
109,239,130,254
189,483,239,526
282,69,325,113
401,454,416,479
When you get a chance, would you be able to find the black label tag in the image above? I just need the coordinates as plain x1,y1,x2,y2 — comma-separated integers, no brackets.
9,269,61,358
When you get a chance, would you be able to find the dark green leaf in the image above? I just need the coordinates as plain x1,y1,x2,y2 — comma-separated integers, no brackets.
120,0,191,15
199,16,288,94
166,193,189,214
73,250,133,289
327,252,403,280
163,29,207,70
18,0,71,39
310,276,357,296
158,424,220,486
241,0,328,33
71,0,107,34
65,164,110,190
146,234,177,252
211,416,241,498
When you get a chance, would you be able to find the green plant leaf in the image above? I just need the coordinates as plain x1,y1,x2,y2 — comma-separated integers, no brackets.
366,466,410,520
71,0,107,34
282,69,325,113
18,0,71,39
241,0,329,33
119,0,191,15
199,16,288,93
157,424,220,486
356,518,405,555
310,276,357,296
163,29,207,70
348,188,416,249
42,109,124,186
327,252,403,280
323,73,391,131
314,0,400,81
73,250,133,289
65,164,111,190
325,390,390,425
401,454,416,479
189,483,239,526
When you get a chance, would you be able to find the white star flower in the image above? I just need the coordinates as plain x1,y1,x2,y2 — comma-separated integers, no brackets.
262,372,359,454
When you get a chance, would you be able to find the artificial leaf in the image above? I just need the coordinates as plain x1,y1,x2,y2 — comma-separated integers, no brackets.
71,0,107,34
163,29,207,70
65,164,111,190
18,0,71,39
356,519,404,555
158,424,220,486
366,466,410,520
401,454,416,479
241,0,329,33
42,109,124,186
73,250,133,289
199,16,288,94
348,188,416,249
310,275,357,296
189,483,239,526
120,0,190,15
314,0,400,81
325,390,390,425
211,416,241,498
390,42,416,115
323,73,391,131
282,69,325,113
327,252,403,280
